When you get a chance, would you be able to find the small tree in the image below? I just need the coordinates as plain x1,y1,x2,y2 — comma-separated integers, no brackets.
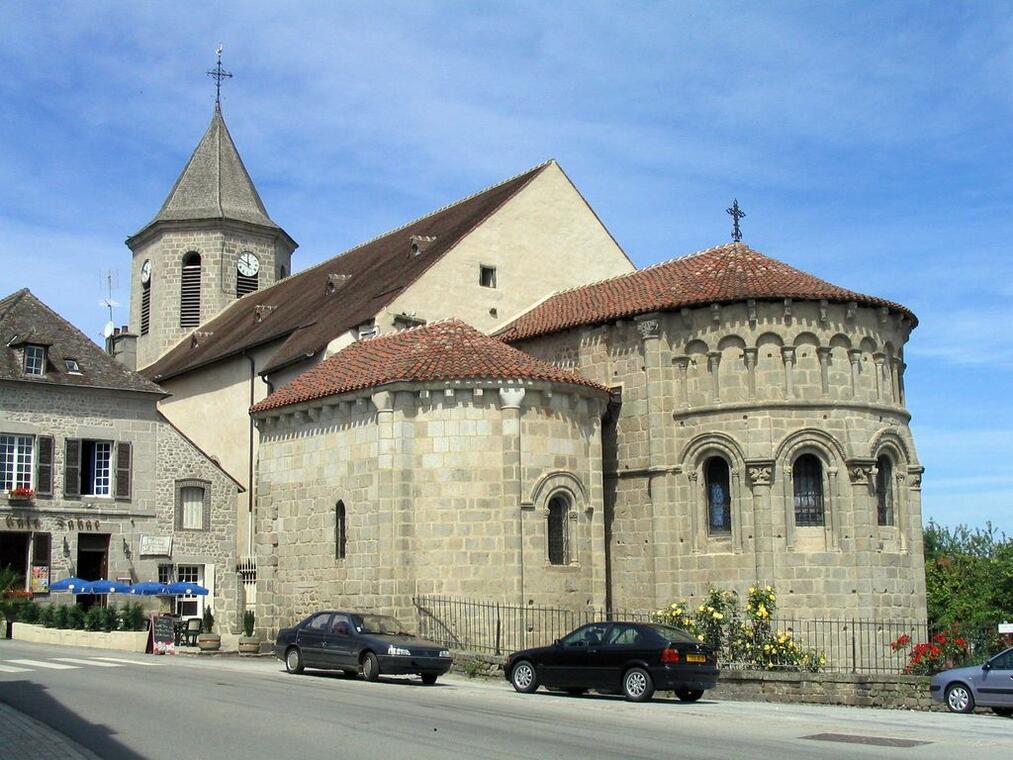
0,565,26,639
202,606,215,634
243,609,255,637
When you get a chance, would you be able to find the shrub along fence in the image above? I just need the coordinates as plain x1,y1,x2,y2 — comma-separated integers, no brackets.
412,595,1004,675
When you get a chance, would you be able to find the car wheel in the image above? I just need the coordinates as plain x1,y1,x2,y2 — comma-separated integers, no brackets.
421,673,438,685
565,688,587,696
945,683,974,714
993,707,1012,718
361,652,380,682
510,660,539,694
622,667,655,702
284,647,304,674
675,689,704,703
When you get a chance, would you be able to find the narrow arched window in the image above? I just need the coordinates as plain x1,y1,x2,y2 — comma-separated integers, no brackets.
335,500,346,559
547,495,569,565
876,456,894,526
140,279,151,336
793,454,824,526
705,457,731,533
180,252,202,328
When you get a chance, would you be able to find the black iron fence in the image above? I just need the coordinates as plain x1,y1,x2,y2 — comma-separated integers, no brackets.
411,595,1006,675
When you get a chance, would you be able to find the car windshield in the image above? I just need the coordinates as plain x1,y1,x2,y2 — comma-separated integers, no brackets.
645,624,701,645
356,614,413,636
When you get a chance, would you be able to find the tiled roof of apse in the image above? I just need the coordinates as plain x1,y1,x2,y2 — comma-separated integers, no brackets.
251,319,606,413
0,289,164,394
143,161,552,382
496,242,917,343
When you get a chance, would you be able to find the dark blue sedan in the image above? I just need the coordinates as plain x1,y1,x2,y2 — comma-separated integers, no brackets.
275,610,453,685
505,621,719,702
930,646,1013,715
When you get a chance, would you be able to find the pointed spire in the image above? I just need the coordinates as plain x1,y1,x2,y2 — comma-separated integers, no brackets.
132,108,280,238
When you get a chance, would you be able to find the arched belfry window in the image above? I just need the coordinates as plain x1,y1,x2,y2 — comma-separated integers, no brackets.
335,500,347,559
547,494,570,565
793,454,825,526
705,457,731,533
180,252,202,328
876,456,894,526
140,279,151,336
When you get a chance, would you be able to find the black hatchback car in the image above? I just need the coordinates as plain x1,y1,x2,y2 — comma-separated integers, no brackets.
275,610,453,684
505,621,719,702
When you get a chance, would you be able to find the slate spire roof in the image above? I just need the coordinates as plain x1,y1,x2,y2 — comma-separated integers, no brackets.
130,108,282,240
0,289,164,395
251,318,606,413
143,161,553,382
495,242,917,343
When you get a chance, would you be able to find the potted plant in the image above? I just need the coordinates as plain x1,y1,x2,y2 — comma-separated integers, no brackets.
7,486,33,504
196,606,220,651
0,566,27,639
239,609,259,654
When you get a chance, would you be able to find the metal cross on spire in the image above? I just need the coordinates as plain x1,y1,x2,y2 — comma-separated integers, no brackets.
207,45,233,110
726,199,746,242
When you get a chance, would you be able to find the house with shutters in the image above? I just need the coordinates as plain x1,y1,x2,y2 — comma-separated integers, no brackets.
0,289,241,631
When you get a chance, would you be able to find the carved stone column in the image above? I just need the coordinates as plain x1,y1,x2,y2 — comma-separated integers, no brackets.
371,390,404,611
781,346,796,399
707,351,721,403
673,356,690,409
873,352,887,402
743,348,757,400
817,347,831,397
746,461,775,583
499,387,526,608
891,357,904,406
849,349,862,398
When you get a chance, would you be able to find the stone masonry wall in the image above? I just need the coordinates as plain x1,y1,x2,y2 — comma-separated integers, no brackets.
515,299,927,624
0,381,240,631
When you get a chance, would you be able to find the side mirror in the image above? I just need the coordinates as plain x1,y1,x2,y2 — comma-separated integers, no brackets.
982,662,991,671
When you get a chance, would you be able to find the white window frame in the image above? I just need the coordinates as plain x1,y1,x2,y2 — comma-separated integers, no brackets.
181,486,205,530
24,345,45,376
0,434,34,491
175,564,204,619
91,441,112,496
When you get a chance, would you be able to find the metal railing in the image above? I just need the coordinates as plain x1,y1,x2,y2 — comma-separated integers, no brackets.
411,595,1006,674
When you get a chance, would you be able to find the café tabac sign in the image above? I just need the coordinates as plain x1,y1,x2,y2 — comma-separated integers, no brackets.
4,515,104,531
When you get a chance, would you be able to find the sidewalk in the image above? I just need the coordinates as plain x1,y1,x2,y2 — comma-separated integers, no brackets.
0,703,101,759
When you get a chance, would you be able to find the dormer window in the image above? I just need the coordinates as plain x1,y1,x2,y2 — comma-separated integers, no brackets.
24,345,45,376
409,235,436,257
64,359,82,375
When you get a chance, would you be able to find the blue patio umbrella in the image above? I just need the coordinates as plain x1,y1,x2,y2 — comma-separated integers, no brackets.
87,579,133,594
49,576,91,593
129,581,171,596
166,581,208,596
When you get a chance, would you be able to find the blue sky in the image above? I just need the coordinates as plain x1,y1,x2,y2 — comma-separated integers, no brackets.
0,2,1010,532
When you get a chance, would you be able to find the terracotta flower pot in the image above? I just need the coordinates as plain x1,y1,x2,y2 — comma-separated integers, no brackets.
238,636,260,654
197,632,221,651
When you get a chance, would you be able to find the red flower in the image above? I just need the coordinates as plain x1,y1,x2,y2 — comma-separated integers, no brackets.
932,633,946,645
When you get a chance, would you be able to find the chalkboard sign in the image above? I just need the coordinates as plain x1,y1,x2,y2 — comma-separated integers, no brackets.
148,615,176,655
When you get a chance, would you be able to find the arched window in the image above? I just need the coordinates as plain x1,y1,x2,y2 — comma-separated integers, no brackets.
705,457,731,533
876,456,894,526
335,500,346,559
180,252,202,328
547,494,569,565
140,279,151,336
793,454,824,526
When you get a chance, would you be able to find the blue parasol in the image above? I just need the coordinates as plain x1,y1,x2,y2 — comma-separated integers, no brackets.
129,581,171,596
49,576,91,593
87,579,133,594
166,581,208,596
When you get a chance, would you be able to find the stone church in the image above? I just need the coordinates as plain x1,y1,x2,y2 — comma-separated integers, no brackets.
108,102,926,635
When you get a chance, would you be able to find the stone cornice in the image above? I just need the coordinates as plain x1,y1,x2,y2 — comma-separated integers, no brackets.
673,399,911,422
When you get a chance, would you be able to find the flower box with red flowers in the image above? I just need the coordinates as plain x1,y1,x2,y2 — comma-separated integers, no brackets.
7,487,34,503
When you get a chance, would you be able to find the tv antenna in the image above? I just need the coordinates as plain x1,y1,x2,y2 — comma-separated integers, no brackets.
99,270,120,339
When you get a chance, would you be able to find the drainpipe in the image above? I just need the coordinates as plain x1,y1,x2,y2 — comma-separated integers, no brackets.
244,351,256,558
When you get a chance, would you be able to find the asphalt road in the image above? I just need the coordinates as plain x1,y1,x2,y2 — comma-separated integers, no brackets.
0,639,1010,760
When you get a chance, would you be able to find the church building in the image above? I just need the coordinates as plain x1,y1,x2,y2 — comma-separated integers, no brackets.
111,97,926,637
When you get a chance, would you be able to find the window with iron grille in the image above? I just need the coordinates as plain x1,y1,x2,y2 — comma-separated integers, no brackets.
180,252,202,328
705,456,732,533
547,495,569,565
24,345,45,375
140,280,151,335
0,434,33,490
335,500,347,559
876,455,894,526
792,454,825,526
236,271,258,297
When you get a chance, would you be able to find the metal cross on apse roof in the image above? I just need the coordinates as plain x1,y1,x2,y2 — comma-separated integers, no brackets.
726,199,746,242
207,45,233,110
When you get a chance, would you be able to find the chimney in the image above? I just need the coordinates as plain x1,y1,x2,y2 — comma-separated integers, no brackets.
107,326,138,371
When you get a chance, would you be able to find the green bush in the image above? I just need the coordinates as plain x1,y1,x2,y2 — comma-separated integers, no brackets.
65,604,86,630
53,605,69,630
121,602,145,632
102,604,120,633
243,609,255,637
38,604,56,628
16,600,39,623
83,606,102,631
202,606,215,634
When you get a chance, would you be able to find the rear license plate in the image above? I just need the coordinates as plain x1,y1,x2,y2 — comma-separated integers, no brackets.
686,654,706,663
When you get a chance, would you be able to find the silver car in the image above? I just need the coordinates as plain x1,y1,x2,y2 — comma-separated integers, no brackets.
930,646,1013,715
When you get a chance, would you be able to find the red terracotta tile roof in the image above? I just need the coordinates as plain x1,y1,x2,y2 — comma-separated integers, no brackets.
496,242,917,343
251,319,607,413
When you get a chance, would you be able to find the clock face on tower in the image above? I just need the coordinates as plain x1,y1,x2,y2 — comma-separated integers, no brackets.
140,259,152,283
238,251,260,277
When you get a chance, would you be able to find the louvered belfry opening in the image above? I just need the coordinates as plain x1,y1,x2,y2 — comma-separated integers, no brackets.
140,280,151,335
237,271,258,297
180,252,202,328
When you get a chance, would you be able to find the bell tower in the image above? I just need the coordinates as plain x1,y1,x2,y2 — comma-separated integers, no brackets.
126,58,296,370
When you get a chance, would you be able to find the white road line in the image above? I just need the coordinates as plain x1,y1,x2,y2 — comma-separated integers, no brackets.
0,664,32,673
51,658,124,668
89,657,162,666
6,659,79,670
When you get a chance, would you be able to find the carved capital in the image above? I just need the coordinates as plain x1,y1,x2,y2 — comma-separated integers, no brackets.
744,460,775,487
673,356,690,371
846,458,876,486
816,346,832,362
780,346,796,363
686,471,699,483
907,465,924,490
849,348,863,366
498,386,526,410
635,318,660,340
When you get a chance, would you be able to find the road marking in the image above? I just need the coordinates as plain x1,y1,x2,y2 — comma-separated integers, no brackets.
89,657,162,666
52,658,124,667
0,664,32,673
6,659,79,670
